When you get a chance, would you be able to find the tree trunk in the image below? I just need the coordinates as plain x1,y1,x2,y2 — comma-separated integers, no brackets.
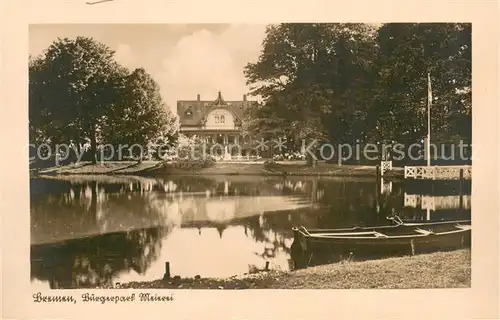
90,125,97,164
137,148,143,164
75,142,81,163
90,181,98,224
311,178,318,202
306,154,317,167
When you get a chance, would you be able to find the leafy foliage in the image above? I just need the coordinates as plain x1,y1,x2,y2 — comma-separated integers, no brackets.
160,134,216,169
244,23,472,164
370,23,471,144
245,24,378,145
101,67,177,160
29,37,177,164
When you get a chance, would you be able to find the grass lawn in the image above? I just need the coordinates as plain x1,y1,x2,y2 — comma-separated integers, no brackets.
104,249,470,290
265,161,403,178
34,160,404,178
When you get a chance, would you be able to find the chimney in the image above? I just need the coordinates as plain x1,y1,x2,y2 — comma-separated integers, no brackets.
243,94,247,102
197,94,200,101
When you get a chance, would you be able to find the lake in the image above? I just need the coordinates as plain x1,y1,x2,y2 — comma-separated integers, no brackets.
30,174,471,289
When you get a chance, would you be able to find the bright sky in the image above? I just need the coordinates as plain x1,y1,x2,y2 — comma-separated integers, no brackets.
29,24,267,115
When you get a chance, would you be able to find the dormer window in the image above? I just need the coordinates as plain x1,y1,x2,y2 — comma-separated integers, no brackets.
185,106,193,117
215,114,225,124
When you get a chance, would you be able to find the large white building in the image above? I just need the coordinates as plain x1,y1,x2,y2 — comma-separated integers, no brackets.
177,92,257,157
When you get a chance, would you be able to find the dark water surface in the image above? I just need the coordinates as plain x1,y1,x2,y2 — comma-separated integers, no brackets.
30,174,471,289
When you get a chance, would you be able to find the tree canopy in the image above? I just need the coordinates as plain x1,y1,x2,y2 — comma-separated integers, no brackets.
29,37,177,164
371,23,471,144
244,23,472,164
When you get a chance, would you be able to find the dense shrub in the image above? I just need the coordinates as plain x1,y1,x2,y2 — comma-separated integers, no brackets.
157,134,216,170
162,156,215,170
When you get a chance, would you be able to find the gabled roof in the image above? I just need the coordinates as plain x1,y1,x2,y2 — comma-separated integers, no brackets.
213,91,227,106
177,92,256,127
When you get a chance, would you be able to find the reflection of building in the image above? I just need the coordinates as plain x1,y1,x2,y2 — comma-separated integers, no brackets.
205,199,237,222
177,92,257,157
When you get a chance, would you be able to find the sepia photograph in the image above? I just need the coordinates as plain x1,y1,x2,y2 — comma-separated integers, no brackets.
28,22,474,290
2,0,500,318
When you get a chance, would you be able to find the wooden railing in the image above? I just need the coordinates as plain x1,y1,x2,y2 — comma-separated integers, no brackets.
404,165,472,180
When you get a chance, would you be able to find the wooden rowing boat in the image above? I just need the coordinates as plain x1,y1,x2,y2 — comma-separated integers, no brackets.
290,220,471,268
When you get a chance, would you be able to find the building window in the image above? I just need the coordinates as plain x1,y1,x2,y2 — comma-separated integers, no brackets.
185,106,193,117
215,114,225,124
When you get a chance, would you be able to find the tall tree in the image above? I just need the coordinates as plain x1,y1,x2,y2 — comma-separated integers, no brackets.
102,67,177,162
370,23,471,146
245,23,472,165
29,37,126,163
29,37,177,164
244,23,378,165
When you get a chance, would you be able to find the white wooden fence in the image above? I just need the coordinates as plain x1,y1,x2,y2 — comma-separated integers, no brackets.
404,165,472,180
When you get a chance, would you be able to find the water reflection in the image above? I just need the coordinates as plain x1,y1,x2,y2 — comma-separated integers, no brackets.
32,227,165,289
404,193,471,210
30,175,471,288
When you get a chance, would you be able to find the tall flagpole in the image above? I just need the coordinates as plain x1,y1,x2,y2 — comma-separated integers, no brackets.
427,72,432,167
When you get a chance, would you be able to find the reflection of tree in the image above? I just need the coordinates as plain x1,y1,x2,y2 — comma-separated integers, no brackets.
30,178,73,200
31,179,174,288
31,175,431,280
308,179,407,228
166,178,407,269
31,178,182,245
239,213,294,262
31,184,103,244
31,227,167,289
90,181,97,225
373,189,400,224
215,224,227,238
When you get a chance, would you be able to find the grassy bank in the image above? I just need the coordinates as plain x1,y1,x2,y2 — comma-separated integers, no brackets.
35,161,161,175
34,160,403,179
265,161,403,178
105,249,470,289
